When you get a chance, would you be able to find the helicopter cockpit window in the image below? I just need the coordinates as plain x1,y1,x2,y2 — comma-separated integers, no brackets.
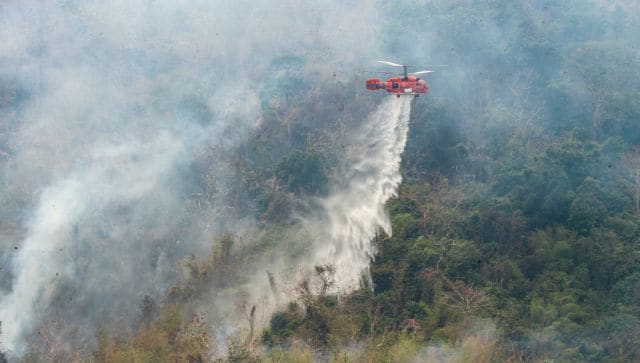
392,82,399,89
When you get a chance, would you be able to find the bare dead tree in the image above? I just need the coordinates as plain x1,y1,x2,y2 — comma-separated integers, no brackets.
247,305,256,353
439,273,490,319
296,279,314,310
508,69,545,145
267,270,278,294
314,264,336,296
367,305,382,338
617,146,640,216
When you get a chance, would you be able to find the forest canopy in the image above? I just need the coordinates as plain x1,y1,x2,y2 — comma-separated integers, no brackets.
1,0,639,362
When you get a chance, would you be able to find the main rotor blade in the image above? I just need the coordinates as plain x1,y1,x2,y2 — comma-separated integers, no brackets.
377,60,404,67
410,70,434,75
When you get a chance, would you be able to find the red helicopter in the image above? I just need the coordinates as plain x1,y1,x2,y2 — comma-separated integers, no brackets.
366,61,433,97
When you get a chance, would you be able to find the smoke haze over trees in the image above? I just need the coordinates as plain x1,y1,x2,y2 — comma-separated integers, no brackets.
1,0,640,361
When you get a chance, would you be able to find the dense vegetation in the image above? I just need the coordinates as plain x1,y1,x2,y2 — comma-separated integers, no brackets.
2,1,640,362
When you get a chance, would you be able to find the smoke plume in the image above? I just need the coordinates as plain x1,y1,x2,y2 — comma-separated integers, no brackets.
0,0,382,355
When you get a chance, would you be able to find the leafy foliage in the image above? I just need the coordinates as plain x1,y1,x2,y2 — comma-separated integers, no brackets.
275,150,328,195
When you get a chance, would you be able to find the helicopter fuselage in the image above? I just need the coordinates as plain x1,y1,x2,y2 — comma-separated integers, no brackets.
365,75,429,96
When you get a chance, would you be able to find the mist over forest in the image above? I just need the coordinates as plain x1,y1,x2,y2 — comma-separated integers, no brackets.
1,1,639,362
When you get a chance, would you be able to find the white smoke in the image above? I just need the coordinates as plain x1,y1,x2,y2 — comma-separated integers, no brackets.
0,134,187,353
313,96,412,290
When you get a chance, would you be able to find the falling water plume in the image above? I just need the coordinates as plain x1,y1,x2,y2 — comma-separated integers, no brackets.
313,96,412,290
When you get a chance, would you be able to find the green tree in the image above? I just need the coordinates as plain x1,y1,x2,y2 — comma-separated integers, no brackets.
275,150,328,195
